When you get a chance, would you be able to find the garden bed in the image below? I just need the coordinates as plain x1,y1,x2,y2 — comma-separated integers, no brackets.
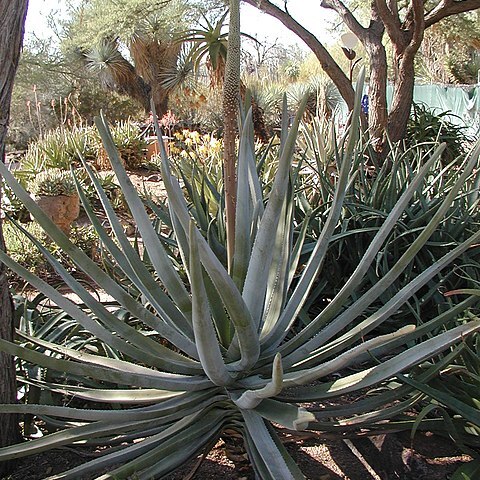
5,430,471,479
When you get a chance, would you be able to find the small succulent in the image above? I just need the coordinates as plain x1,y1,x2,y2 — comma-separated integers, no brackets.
28,168,77,197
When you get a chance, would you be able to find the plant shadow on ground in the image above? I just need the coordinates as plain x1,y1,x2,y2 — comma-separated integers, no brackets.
4,430,470,479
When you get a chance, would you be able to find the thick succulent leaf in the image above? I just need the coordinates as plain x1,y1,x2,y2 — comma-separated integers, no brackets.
232,107,255,289
450,458,480,480
95,113,193,320
318,297,479,371
260,70,365,349
285,228,480,367
261,190,294,334
284,142,446,336
0,392,226,422
276,320,480,401
242,410,305,479
7,218,200,366
398,374,480,427
15,377,213,404
280,140,480,362
253,399,315,431
15,330,196,383
189,220,233,385
310,344,465,422
151,103,259,370
234,353,283,409
242,95,308,328
0,415,166,461
283,325,415,386
76,164,195,342
95,409,229,480
0,249,199,373
0,161,197,358
0,339,211,391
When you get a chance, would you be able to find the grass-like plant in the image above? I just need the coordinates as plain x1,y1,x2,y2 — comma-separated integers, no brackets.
0,70,479,478
297,117,480,329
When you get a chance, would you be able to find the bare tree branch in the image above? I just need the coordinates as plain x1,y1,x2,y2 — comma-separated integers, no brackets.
241,0,354,108
320,0,369,42
425,0,480,28
404,0,425,60
375,0,404,47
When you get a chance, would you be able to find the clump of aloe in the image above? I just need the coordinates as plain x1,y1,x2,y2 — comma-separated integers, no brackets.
28,168,77,197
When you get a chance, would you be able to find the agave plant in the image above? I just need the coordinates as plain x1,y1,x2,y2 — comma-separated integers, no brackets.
0,67,480,478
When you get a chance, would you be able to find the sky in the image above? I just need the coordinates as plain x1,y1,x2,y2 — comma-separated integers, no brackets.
25,0,341,48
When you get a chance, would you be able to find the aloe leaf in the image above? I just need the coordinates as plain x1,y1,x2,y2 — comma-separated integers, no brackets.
334,392,426,428
0,161,198,358
261,188,294,333
0,415,168,461
287,211,311,290
283,325,415,386
15,330,195,383
399,374,480,427
234,353,283,409
242,410,305,480
450,458,480,480
189,220,233,386
96,409,228,480
445,288,480,297
281,141,480,361
131,423,223,480
285,228,480,367
310,343,465,421
15,377,213,404
45,432,170,480
0,339,211,391
95,113,193,320
0,249,200,373
277,320,480,401
283,142,445,337
7,217,200,364
76,163,195,341
253,399,315,431
151,104,259,370
232,107,255,289
242,95,308,328
201,269,233,346
260,70,366,348
0,391,225,424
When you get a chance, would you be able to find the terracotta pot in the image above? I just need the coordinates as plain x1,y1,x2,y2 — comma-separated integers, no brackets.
36,194,80,235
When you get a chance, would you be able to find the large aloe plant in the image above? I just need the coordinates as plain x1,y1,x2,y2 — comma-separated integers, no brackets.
0,69,480,478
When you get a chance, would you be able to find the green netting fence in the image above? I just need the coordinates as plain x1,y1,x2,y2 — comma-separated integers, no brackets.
387,84,480,136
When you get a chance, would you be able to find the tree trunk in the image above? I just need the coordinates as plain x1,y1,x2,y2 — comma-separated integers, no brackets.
0,1,29,476
387,55,417,143
151,84,169,118
364,37,389,152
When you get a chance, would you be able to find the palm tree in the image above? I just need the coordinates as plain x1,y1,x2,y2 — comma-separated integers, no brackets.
175,10,269,142
82,34,180,117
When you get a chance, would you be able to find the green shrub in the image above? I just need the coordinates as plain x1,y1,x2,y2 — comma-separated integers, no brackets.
93,120,147,170
406,103,473,164
3,221,99,281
